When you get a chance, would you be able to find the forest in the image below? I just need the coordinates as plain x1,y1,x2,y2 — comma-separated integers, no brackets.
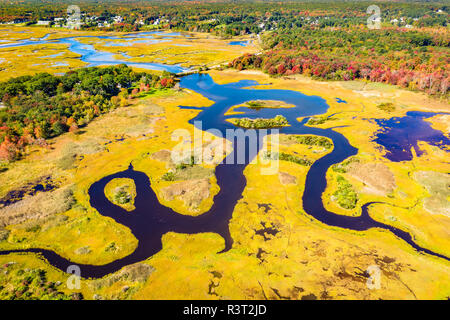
0,65,175,162
0,1,448,31
1,1,447,96
230,26,449,97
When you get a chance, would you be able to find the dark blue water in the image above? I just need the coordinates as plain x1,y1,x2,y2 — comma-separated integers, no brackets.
373,111,450,162
0,73,448,278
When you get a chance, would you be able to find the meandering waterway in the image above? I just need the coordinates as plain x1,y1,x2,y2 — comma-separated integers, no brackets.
0,31,191,73
0,73,448,278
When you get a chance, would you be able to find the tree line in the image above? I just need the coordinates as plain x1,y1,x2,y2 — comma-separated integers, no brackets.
230,26,449,97
1,1,448,32
0,65,175,162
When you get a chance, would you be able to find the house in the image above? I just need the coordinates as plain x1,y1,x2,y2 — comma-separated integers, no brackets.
113,16,123,23
37,20,51,26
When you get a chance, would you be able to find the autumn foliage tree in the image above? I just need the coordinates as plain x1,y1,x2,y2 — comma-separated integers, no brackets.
0,65,177,162
230,26,449,98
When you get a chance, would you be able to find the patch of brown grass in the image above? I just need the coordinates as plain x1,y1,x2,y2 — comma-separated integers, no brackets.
0,186,75,227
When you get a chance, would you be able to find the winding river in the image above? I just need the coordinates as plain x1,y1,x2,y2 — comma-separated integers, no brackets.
0,73,448,279
0,31,190,73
